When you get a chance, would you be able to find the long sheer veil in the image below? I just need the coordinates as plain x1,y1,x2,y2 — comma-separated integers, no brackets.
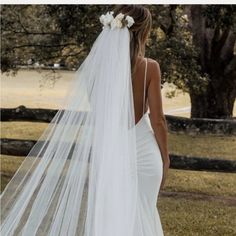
0,12,138,236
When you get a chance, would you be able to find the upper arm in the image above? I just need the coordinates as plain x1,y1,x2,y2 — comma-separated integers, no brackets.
147,60,166,126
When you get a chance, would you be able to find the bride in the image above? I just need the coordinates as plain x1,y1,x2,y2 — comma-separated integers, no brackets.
0,5,170,236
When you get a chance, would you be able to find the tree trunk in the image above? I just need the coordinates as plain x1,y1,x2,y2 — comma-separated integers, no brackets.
186,5,236,119
190,76,236,118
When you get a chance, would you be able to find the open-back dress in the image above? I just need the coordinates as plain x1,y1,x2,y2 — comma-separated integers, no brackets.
134,57,164,236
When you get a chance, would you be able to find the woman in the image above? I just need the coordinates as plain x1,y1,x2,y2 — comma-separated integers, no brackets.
0,5,169,236
113,5,170,235
113,4,170,191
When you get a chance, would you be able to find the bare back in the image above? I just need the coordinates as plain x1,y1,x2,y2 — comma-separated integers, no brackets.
132,56,169,165
132,56,149,125
132,56,166,127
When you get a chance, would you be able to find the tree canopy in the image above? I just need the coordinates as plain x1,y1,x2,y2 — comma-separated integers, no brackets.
1,5,235,118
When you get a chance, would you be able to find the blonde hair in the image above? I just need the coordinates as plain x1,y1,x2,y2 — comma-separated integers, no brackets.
113,5,152,76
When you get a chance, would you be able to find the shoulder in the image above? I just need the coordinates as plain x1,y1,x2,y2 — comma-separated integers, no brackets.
146,57,161,82
146,57,160,71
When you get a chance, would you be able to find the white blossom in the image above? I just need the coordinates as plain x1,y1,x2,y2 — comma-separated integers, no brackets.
111,19,122,30
99,11,114,27
110,13,124,30
125,15,135,28
116,13,125,21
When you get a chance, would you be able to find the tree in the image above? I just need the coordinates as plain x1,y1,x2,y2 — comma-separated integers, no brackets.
148,5,236,119
0,5,110,73
187,5,236,118
1,5,235,119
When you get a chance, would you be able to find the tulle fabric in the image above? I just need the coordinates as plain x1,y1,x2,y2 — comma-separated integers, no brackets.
0,25,138,236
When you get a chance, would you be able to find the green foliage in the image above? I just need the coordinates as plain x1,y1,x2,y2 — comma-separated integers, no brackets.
147,5,209,95
44,5,113,66
0,5,112,71
203,5,236,31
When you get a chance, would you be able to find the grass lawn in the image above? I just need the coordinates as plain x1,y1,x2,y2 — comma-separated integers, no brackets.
1,155,25,192
1,64,236,236
1,69,236,117
165,169,236,197
158,197,236,236
168,132,236,160
1,101,235,235
1,154,235,236
1,121,48,140
1,121,236,160
1,155,235,198
1,120,235,236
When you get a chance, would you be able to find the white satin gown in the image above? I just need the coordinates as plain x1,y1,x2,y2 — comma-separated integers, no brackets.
134,58,164,236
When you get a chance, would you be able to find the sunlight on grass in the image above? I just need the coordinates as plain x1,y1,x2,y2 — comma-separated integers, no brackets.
1,122,49,140
1,155,25,176
162,85,191,118
1,70,235,116
1,155,26,192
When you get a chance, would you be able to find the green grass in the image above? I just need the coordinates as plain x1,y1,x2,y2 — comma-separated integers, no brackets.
0,155,25,192
1,121,48,140
165,169,236,197
1,155,25,176
1,119,236,235
158,197,236,236
168,132,236,160
1,156,235,236
1,155,236,236
1,155,235,198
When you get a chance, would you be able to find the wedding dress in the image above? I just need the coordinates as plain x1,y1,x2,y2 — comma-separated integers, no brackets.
0,11,164,236
134,58,164,235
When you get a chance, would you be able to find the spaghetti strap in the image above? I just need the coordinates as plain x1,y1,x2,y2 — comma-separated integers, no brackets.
143,57,148,115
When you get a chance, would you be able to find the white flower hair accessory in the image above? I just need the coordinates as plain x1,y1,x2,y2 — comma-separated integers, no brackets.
99,11,114,27
125,15,135,28
99,11,135,30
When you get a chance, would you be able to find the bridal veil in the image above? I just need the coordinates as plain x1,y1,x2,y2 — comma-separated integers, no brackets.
0,11,139,236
